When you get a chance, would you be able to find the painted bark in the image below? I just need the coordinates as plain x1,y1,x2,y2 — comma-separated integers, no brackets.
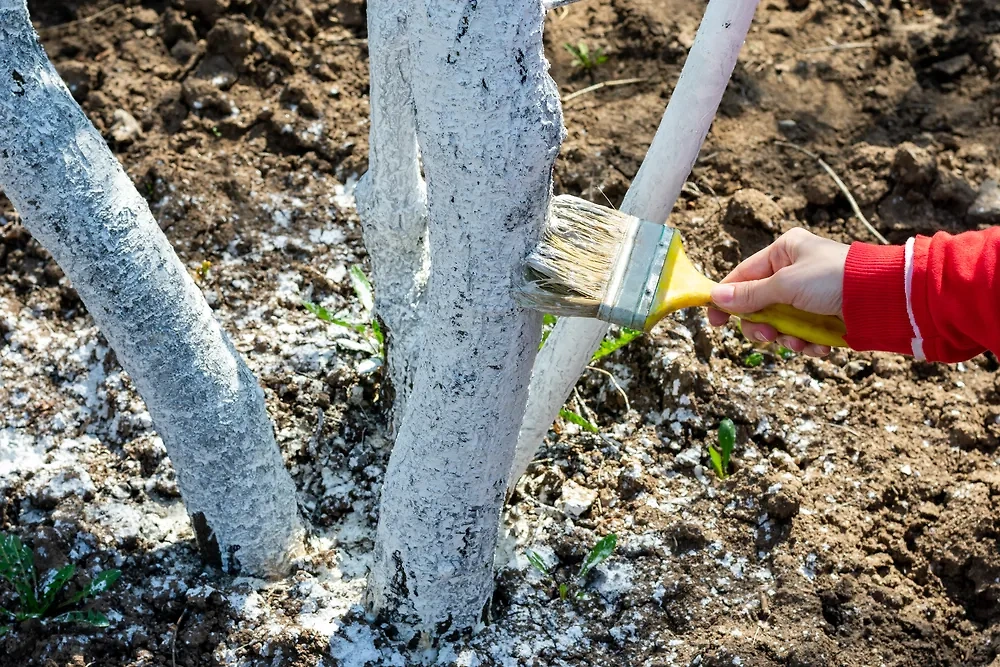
363,0,563,633
511,0,762,485
0,0,303,575
354,0,429,424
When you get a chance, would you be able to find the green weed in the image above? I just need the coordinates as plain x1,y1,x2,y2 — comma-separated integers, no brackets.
0,533,122,636
539,313,558,350
304,265,384,374
591,327,643,362
559,407,598,434
211,127,222,138
526,533,618,601
709,419,737,480
564,42,609,71
744,351,764,367
778,346,795,360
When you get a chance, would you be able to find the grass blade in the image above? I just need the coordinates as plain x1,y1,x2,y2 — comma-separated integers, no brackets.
39,564,76,612
51,610,110,628
60,569,121,608
0,534,38,611
349,265,375,313
525,550,550,576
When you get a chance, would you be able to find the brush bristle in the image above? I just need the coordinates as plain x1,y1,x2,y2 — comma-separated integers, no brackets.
518,195,636,317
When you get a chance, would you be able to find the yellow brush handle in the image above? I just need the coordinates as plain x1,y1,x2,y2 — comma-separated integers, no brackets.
649,234,848,348
719,302,847,349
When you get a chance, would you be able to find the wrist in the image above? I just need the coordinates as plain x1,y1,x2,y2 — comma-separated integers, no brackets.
842,242,914,355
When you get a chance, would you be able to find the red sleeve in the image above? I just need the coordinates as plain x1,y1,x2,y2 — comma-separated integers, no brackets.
842,229,1000,363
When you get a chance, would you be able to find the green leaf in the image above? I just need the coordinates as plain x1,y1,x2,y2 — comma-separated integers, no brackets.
558,583,569,601
303,301,334,322
39,565,76,612
85,570,121,597
60,569,121,608
525,550,549,577
304,302,366,333
578,534,617,580
778,346,795,360
0,533,38,612
0,624,8,638
708,445,727,480
744,351,765,367
349,265,375,313
539,314,557,350
51,610,110,628
718,419,736,462
371,319,385,351
559,408,598,434
591,328,642,362
12,611,41,622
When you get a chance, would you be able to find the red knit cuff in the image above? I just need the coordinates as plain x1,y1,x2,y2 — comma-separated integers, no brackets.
842,242,913,354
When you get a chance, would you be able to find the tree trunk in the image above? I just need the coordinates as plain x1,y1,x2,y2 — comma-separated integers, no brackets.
362,0,563,634
511,0,761,485
0,0,303,576
354,0,429,428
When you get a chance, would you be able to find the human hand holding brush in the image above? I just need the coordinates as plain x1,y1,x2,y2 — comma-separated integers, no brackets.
707,228,848,358
520,196,1000,364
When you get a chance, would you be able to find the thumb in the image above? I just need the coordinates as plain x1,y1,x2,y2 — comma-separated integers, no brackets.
710,277,783,314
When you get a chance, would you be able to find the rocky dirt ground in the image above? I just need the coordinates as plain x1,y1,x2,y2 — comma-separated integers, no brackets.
1,0,1000,665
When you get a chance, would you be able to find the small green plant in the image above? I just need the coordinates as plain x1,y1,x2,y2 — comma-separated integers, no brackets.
564,42,609,71
0,533,122,636
744,351,764,367
526,533,618,601
538,313,558,350
304,265,384,374
777,345,795,360
709,418,736,480
591,327,643,362
211,126,222,138
559,407,598,434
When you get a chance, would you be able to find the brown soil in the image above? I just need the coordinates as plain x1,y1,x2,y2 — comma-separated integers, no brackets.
1,0,999,665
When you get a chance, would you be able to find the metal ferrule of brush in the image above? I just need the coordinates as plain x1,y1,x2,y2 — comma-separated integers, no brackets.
598,219,674,330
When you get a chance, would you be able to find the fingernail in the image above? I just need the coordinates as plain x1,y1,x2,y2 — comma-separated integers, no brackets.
754,331,768,343
711,284,736,306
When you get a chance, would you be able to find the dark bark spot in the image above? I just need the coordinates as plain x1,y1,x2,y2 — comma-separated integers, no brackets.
390,550,409,598
191,511,223,568
11,70,25,96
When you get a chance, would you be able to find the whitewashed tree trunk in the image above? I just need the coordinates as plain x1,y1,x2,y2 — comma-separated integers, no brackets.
354,0,429,423
362,0,563,633
0,0,303,576
510,0,761,485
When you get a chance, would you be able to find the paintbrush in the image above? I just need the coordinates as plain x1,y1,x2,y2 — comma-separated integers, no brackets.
518,195,847,348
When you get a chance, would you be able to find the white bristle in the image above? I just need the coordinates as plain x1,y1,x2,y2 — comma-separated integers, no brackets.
518,195,636,317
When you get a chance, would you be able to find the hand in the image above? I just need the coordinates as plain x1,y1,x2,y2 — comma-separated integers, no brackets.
707,228,849,357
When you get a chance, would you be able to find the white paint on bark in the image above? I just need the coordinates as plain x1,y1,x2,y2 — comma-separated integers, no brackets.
511,0,761,484
363,0,564,633
355,0,429,423
0,0,303,575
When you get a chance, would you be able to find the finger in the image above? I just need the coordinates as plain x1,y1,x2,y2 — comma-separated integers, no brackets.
720,240,795,285
707,308,730,327
776,334,807,353
803,343,831,358
711,274,789,314
740,320,778,344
